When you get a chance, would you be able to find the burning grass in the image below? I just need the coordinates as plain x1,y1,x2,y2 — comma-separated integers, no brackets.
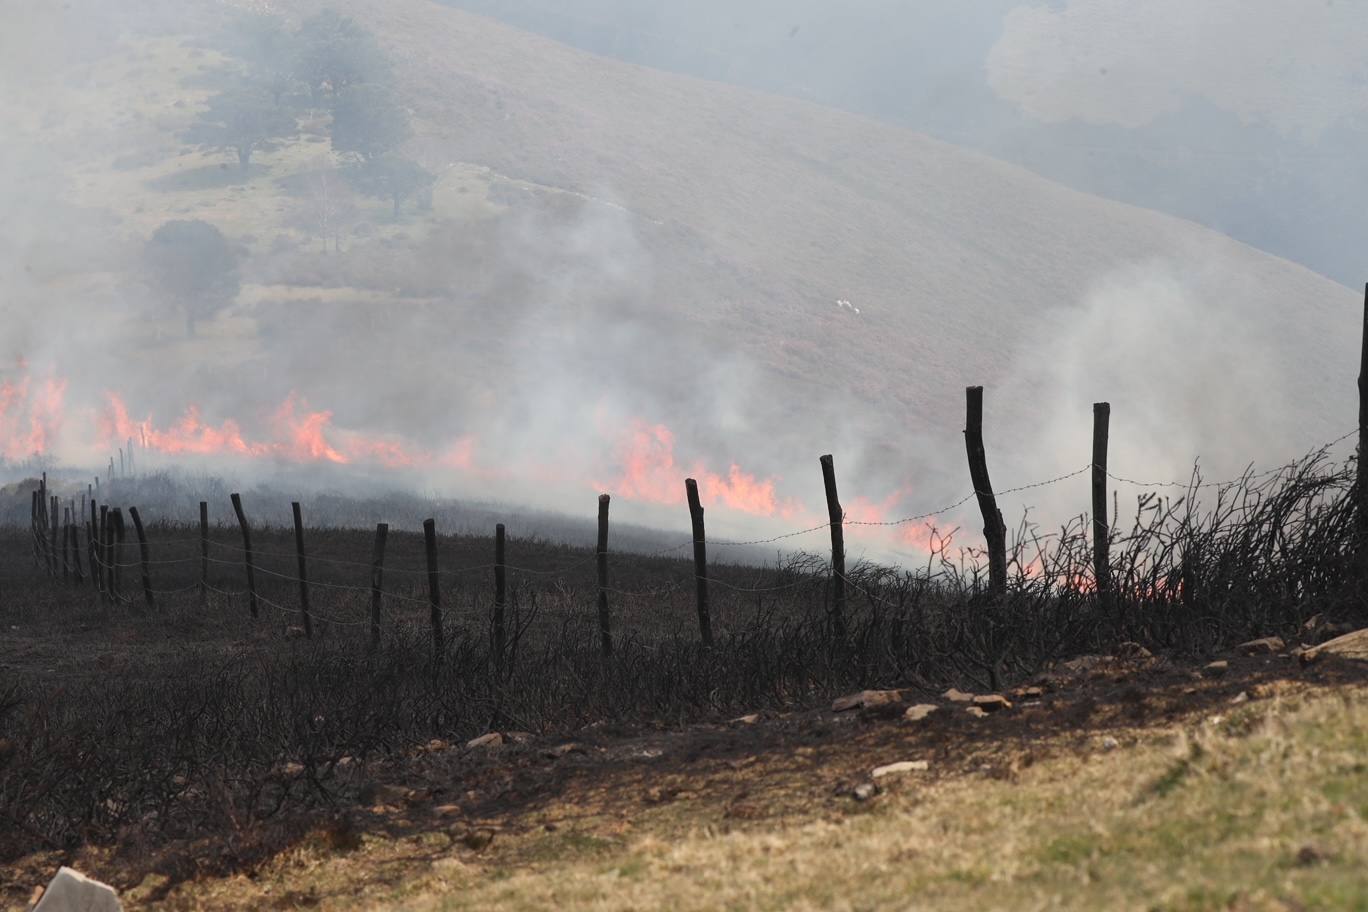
0,445,1365,893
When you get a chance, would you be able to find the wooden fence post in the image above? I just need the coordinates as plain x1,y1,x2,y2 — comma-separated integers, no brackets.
111,508,127,603
423,518,444,666
291,502,313,639
128,507,155,610
1092,403,1112,601
1358,283,1368,578
493,523,507,670
964,386,1007,597
684,478,713,648
596,494,612,658
230,493,258,619
370,522,388,650
819,455,848,638
198,502,209,608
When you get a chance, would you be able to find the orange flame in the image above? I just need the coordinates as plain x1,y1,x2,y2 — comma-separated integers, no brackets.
0,373,67,460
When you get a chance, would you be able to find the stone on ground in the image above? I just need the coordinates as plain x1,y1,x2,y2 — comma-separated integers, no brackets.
871,760,930,778
466,732,504,750
1237,636,1285,656
33,868,123,912
903,704,940,723
832,690,902,713
972,694,1012,712
1299,628,1368,665
942,688,975,703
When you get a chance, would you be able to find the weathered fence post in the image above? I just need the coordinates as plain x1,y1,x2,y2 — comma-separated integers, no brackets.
493,523,507,670
819,454,848,638
964,386,1007,597
128,507,155,610
1092,402,1112,602
684,478,713,647
111,508,127,603
230,493,258,619
1358,283,1368,578
596,494,613,658
423,518,444,666
198,502,209,608
291,502,313,639
370,522,388,650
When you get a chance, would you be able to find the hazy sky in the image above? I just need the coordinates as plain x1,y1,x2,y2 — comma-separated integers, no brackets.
445,0,1368,287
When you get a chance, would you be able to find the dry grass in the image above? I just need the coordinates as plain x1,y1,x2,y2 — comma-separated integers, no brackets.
89,676,1368,911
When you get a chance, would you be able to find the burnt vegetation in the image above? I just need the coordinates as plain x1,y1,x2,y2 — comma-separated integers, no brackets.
0,442,1363,872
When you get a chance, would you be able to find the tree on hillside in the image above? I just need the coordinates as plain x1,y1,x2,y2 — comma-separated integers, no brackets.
294,10,389,102
292,154,360,252
182,86,298,172
347,155,434,218
330,83,410,162
143,220,241,337
220,12,301,105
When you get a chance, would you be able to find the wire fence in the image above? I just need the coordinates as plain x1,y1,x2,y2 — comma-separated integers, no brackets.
7,425,1359,649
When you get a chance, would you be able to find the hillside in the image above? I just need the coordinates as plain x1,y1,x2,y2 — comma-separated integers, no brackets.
0,0,1360,541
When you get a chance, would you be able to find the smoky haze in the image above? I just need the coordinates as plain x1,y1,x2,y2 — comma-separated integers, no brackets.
0,0,1361,563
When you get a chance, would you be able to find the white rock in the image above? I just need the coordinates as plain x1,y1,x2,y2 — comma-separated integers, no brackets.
871,760,930,778
33,867,123,912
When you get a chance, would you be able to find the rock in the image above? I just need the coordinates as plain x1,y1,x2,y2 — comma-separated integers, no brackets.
972,694,1012,713
1299,628,1368,665
1230,691,1249,705
903,704,941,723
1013,686,1046,699
729,713,762,725
434,804,463,817
853,782,880,801
424,739,449,753
285,625,307,639
832,690,903,713
1236,636,1285,656
542,742,584,759
942,688,975,703
503,731,536,744
1057,655,1109,675
871,760,930,778
1115,642,1153,660
279,761,306,777
1100,736,1119,751
32,868,122,912
1202,660,1229,678
965,706,989,719
465,732,504,750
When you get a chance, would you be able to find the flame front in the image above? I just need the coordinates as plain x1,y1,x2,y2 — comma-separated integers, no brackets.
0,372,67,461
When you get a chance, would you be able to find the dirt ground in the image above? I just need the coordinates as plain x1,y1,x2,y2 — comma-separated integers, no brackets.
4,638,1366,911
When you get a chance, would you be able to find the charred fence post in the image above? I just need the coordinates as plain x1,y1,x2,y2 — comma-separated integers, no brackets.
89,501,100,595
493,523,507,671
685,478,713,648
1092,403,1112,604
819,454,848,639
292,502,313,639
596,494,613,658
198,502,209,609
423,518,444,666
128,507,155,610
964,386,1007,597
370,522,388,650
111,508,127,603
230,493,258,619
1358,283,1368,580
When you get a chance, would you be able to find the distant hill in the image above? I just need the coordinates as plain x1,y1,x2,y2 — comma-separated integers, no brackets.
2,0,1358,543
